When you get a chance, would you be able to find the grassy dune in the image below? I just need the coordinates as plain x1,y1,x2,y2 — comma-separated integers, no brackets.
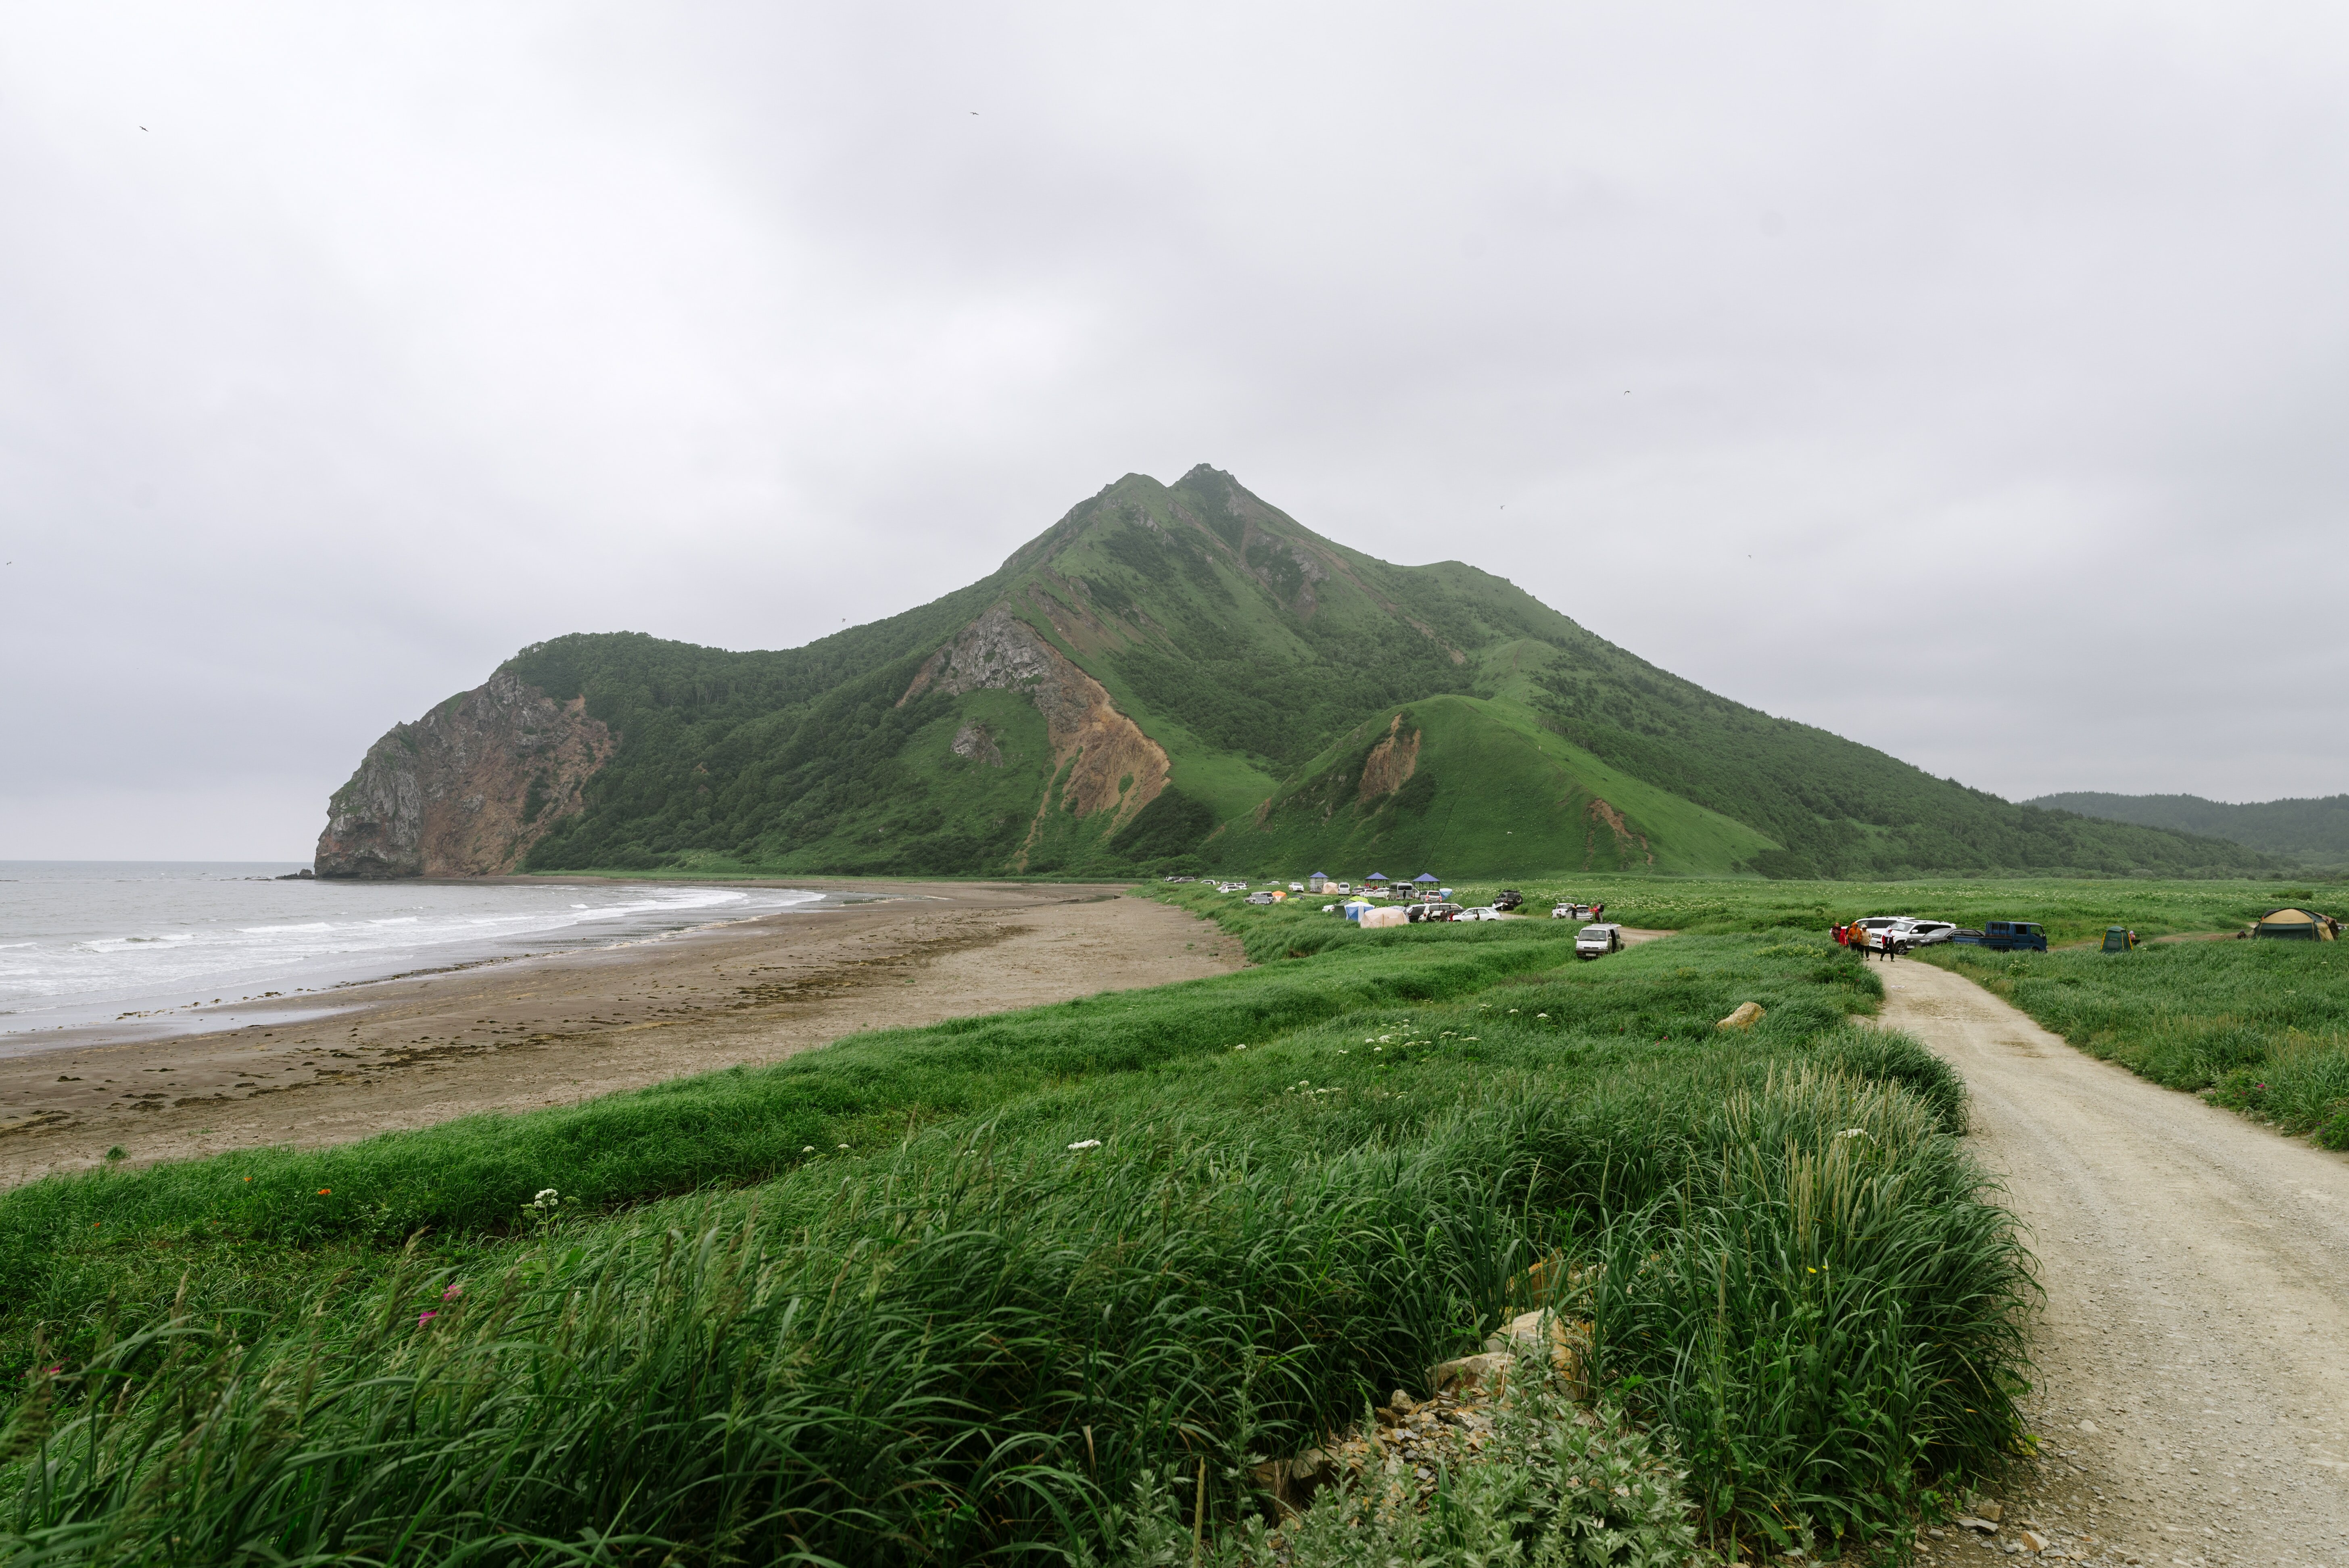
0,910,2030,1564
1920,937,2349,1148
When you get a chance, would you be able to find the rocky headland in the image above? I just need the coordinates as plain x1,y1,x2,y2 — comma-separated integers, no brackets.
315,671,614,877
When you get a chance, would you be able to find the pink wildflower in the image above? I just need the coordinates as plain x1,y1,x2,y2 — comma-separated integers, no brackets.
442,1283,463,1301
417,1311,438,1327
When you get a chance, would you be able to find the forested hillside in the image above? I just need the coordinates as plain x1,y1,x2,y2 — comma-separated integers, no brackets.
2029,791,2349,866
319,466,2278,881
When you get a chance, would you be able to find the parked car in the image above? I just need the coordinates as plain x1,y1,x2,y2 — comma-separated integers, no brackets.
1955,921,2047,952
1215,881,1248,894
1491,889,1525,911
1575,923,1623,959
1902,921,1958,946
1288,882,1304,892
1245,890,1276,905
1455,906,1507,922
1409,902,1464,923
1846,915,1916,951
1162,875,1196,883
1551,904,1580,920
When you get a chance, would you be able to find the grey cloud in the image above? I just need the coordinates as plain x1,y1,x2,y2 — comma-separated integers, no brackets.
4,2,2345,856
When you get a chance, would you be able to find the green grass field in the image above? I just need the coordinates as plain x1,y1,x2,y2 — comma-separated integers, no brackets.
1919,938,2349,1148
0,904,2029,1565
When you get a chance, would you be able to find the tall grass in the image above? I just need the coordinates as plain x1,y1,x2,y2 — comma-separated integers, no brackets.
0,933,2027,1563
0,923,1583,1367
1923,938,2349,1147
1587,1065,2027,1556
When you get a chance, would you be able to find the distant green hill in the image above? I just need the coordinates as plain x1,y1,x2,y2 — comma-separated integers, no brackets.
317,466,2278,881
2027,792,2349,866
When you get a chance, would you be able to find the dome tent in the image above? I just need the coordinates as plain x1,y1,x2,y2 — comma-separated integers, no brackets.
2253,907,2336,941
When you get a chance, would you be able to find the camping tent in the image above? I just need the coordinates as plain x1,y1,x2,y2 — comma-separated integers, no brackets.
2254,907,2336,941
1340,901,1374,923
2101,927,2138,952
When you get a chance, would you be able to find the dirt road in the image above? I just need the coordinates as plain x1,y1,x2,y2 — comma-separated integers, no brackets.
1880,958,2349,1568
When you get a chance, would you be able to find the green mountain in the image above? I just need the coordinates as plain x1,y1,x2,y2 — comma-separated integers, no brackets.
2027,792,2349,867
315,466,2277,881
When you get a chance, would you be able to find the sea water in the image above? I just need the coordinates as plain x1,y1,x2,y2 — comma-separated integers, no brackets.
0,862,827,1047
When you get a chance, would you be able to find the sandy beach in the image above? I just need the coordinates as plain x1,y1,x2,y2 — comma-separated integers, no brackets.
0,880,1239,1186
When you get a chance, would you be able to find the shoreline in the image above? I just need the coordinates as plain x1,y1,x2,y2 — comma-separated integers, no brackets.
0,880,1242,1186
2,883,896,1052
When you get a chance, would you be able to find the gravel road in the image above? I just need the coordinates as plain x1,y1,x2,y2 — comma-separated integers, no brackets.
1878,958,2349,1568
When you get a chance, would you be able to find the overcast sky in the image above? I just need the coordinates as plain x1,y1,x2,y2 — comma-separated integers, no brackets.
4,3,2345,859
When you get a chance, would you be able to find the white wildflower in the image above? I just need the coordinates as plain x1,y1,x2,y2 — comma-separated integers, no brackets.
1067,1138,1102,1150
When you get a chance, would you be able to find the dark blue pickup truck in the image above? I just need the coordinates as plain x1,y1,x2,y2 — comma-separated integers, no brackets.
1954,921,2048,952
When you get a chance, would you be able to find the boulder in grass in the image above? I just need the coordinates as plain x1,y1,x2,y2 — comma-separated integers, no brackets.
1429,1350,1511,1397
1250,1446,1340,1517
1499,1309,1590,1399
1716,1001,1765,1031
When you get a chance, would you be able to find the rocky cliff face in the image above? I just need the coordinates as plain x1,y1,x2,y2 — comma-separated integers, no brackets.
900,604,1171,860
315,671,614,877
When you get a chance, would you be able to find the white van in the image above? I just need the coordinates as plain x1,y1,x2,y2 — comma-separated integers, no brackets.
1575,924,1623,960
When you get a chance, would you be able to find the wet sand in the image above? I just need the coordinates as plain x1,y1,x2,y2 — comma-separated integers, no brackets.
0,881,1241,1186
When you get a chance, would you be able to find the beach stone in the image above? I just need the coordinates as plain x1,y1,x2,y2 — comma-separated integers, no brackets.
2019,1532,2051,1553
1977,1502,2006,1524
1717,1001,1766,1031
1958,1517,2002,1534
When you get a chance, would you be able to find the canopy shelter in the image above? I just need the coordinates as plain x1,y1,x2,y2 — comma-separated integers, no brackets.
1365,873,1388,882
2254,907,2336,941
1307,871,1330,891
1413,873,1439,883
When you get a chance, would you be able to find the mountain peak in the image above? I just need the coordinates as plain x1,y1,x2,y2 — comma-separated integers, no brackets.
319,468,2280,883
